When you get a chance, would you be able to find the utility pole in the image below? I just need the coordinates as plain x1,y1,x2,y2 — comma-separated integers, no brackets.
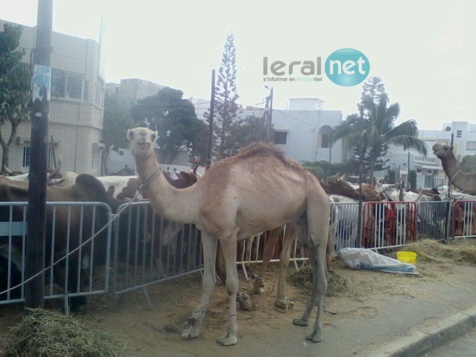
265,86,273,143
327,131,333,179
357,104,364,247
25,0,53,309
206,69,215,166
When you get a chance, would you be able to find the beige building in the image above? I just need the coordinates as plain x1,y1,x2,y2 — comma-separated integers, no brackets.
1,19,105,175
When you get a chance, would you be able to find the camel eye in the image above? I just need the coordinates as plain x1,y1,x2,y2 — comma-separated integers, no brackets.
444,147,448,151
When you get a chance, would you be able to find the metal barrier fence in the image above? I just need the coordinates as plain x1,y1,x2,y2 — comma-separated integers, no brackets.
417,201,452,241
453,200,476,239
110,201,203,307
331,201,360,251
361,201,418,249
236,226,308,279
0,201,113,314
1,198,475,310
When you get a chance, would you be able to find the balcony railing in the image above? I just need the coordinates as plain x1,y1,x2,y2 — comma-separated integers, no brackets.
414,156,436,163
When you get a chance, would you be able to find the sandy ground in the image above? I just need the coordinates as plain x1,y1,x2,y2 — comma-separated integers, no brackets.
1,247,473,357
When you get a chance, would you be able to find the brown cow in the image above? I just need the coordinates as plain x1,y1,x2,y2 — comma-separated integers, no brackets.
0,174,125,310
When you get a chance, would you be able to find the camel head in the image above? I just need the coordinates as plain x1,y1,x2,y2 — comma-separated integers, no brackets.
432,143,454,160
127,127,158,159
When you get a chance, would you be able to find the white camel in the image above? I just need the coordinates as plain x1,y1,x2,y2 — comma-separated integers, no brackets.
127,127,331,346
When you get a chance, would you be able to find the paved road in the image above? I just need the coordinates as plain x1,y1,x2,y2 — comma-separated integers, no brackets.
419,327,476,357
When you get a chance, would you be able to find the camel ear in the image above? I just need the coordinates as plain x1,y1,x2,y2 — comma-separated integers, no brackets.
127,129,133,140
152,130,158,142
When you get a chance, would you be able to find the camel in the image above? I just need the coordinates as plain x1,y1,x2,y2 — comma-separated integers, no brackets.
433,143,476,194
127,127,331,346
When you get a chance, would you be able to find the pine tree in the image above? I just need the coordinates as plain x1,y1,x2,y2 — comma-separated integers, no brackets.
214,32,241,159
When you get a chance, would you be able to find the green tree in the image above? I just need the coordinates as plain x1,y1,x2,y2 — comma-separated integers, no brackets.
101,95,134,175
213,32,241,159
301,160,359,180
333,76,427,183
301,161,326,179
0,24,31,173
460,155,476,173
131,87,206,164
225,114,267,156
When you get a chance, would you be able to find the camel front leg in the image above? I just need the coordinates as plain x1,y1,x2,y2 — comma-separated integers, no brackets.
216,236,239,346
182,232,217,340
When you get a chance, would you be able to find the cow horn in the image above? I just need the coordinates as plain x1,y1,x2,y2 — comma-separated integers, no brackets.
48,178,66,186
48,159,62,180
3,164,13,175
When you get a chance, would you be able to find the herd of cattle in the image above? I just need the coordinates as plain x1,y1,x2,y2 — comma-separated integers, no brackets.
0,167,200,310
0,166,474,310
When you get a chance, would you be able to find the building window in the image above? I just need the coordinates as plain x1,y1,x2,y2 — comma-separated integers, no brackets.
456,130,462,138
52,68,85,100
321,134,330,148
467,141,476,150
22,146,31,167
424,175,434,188
274,132,287,145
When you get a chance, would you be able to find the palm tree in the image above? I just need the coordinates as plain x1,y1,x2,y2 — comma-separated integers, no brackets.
333,85,427,184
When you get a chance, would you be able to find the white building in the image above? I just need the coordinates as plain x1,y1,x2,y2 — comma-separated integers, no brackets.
189,96,476,190
1,19,105,175
271,98,344,164
190,97,345,165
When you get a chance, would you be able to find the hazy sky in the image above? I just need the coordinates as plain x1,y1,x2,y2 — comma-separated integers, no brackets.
1,0,473,130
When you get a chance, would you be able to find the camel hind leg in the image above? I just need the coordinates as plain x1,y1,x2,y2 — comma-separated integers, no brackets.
292,214,328,343
274,223,296,309
252,227,280,294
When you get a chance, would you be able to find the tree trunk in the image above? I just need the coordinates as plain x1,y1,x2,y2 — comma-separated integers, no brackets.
369,160,376,185
0,121,19,174
1,144,10,174
100,146,110,176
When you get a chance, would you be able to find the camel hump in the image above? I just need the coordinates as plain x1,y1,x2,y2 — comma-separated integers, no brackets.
235,142,297,168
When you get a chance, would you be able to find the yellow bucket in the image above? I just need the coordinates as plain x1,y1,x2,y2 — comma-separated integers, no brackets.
397,251,417,265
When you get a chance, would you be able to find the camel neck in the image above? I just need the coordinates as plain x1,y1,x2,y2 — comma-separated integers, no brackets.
134,153,199,224
441,154,461,178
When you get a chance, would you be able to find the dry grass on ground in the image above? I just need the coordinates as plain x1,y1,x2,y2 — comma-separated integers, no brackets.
289,238,476,299
1,238,474,357
0,308,125,357
404,238,476,264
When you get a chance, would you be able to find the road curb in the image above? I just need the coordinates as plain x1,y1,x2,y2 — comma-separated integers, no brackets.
368,305,476,357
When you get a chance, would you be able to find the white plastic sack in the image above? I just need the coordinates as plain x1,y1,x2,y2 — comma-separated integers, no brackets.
339,248,418,275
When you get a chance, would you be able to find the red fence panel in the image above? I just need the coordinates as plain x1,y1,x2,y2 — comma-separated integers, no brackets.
361,201,417,249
